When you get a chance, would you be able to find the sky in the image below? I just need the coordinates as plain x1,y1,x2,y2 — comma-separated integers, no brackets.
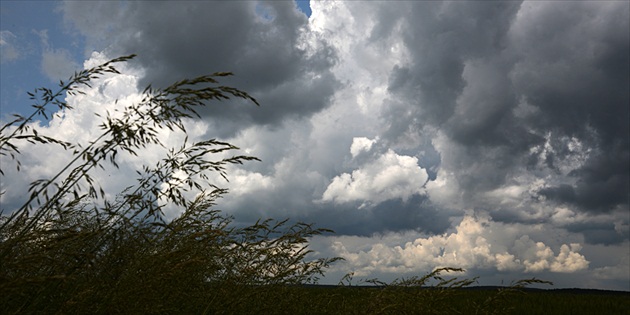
0,1,628,291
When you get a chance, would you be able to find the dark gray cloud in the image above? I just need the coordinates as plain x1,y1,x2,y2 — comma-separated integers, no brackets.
61,1,338,137
212,1,628,247
229,192,451,238
59,1,629,243
381,1,629,218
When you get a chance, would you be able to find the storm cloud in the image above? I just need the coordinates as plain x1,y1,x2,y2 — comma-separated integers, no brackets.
380,1,629,218
61,1,338,137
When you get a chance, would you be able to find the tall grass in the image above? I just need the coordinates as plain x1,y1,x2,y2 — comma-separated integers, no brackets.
0,55,338,313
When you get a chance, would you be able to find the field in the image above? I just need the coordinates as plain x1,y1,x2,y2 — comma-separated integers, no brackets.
499,289,630,315
202,285,630,315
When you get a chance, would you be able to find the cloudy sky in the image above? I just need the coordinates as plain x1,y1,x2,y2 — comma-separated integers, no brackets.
1,1,628,290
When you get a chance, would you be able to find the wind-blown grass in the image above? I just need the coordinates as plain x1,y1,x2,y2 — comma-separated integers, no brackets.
0,55,338,313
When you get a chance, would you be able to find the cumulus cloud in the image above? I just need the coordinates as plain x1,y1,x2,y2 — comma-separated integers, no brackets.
350,137,376,158
513,236,589,273
317,215,589,277
321,143,428,207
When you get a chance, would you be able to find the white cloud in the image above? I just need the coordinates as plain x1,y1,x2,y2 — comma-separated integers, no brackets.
321,149,428,207
0,30,20,63
226,169,276,197
350,137,375,158
513,236,589,273
319,215,589,277
48,52,143,142
552,243,589,273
